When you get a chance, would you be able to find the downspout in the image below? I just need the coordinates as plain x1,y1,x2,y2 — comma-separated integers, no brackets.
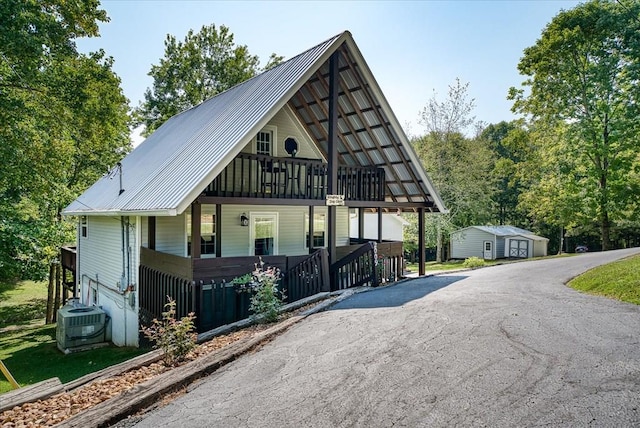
120,216,127,291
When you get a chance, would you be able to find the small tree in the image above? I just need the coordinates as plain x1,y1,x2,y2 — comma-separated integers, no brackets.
141,296,197,366
234,258,286,323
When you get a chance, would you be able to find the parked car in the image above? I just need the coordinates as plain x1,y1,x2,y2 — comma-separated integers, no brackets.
575,245,588,253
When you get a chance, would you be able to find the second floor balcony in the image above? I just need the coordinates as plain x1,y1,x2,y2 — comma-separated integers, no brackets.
204,153,385,201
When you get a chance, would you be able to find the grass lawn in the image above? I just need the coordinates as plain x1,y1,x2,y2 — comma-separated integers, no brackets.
0,280,148,394
0,280,48,328
0,324,147,394
569,255,640,305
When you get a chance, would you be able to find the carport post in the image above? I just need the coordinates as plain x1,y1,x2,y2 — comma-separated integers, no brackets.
418,208,425,276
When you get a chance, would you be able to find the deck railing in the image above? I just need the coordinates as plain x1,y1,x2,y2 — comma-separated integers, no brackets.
139,248,332,332
282,248,331,301
205,153,385,201
330,242,378,291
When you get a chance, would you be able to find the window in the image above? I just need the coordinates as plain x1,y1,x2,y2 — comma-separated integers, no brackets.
251,213,278,256
255,126,276,156
80,216,88,238
187,205,216,256
305,213,326,248
256,131,272,155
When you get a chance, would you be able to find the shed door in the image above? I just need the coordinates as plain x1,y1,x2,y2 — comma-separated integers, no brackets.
483,241,493,260
509,239,529,258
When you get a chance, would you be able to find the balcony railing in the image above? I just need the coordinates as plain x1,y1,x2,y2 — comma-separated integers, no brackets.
204,153,385,201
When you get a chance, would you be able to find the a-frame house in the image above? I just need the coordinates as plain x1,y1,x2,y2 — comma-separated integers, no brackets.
63,31,445,346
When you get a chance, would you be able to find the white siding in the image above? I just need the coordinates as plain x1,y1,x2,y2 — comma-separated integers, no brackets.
79,216,125,292
349,212,406,241
218,205,347,256
155,214,187,256
240,106,323,159
533,240,548,257
78,216,138,346
336,206,350,246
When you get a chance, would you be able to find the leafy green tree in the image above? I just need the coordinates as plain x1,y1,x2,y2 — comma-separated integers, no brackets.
412,79,495,261
509,0,640,250
0,1,130,281
481,121,525,226
135,24,283,135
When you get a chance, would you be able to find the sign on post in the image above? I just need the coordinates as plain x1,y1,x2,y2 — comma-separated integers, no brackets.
326,194,345,206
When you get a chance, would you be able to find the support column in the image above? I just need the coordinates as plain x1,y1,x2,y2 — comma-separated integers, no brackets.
148,216,156,250
358,207,365,242
191,202,201,259
215,204,222,257
308,205,315,254
418,208,425,276
377,208,383,243
327,50,339,265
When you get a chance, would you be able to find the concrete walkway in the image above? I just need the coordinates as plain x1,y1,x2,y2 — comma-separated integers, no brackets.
131,248,640,427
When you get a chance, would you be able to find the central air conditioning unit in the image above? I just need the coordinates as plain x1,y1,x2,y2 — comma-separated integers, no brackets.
56,304,107,352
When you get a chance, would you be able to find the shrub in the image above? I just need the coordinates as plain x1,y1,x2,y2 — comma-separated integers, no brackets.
462,256,486,268
141,296,197,366
234,258,286,323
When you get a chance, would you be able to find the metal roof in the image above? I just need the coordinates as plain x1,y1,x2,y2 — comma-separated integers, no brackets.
464,226,549,241
64,31,445,216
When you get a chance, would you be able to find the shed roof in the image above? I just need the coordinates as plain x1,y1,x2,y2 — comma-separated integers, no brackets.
64,31,445,216
456,226,548,241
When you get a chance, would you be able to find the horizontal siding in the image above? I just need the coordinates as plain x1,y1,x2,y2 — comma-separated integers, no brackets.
451,228,493,259
240,106,323,160
156,215,186,256
80,216,125,289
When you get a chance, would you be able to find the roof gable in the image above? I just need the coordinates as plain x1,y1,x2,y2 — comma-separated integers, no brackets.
64,31,444,216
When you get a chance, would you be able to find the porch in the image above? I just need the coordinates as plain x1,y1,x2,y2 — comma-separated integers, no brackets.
138,240,403,332
204,152,385,201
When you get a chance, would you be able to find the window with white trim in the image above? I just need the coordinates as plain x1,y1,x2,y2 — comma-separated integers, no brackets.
187,205,216,256
256,131,272,155
255,126,276,156
80,216,88,238
305,213,326,248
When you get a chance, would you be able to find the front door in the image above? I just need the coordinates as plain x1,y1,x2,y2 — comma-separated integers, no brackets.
483,241,493,260
250,213,278,256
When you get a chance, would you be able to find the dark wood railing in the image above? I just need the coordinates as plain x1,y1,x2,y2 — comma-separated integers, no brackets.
139,248,332,332
138,264,195,326
282,248,330,301
139,240,402,332
205,153,385,201
330,242,378,291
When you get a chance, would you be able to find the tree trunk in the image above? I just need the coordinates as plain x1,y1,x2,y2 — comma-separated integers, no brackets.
436,223,443,263
46,264,55,324
53,263,61,323
558,226,564,255
601,210,611,251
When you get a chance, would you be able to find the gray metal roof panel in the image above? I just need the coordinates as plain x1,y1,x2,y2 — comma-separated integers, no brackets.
64,32,345,216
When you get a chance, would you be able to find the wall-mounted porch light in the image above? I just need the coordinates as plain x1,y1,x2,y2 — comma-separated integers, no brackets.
240,213,249,227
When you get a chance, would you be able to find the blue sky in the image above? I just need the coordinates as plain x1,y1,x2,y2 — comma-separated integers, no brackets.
77,0,580,139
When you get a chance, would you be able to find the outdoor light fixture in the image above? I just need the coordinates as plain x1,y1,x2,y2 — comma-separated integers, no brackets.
240,213,249,226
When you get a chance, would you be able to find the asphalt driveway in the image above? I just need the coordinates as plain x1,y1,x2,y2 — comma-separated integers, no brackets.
132,248,640,427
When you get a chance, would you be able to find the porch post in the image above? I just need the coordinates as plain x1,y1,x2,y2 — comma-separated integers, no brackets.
377,208,383,243
191,202,201,259
418,208,425,276
327,50,339,265
215,204,222,257
148,216,156,250
308,205,315,254
358,207,365,241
